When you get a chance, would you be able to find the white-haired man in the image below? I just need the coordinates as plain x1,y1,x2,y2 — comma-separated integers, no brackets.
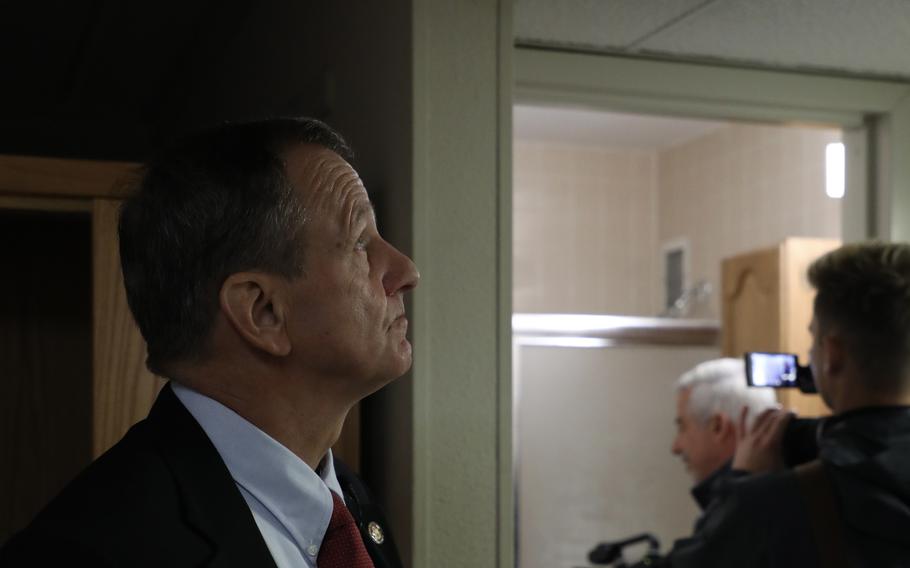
671,358,777,510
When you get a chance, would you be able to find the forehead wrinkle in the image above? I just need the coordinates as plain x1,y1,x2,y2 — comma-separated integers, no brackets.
322,164,369,230
292,153,370,247
336,170,364,204
295,153,360,212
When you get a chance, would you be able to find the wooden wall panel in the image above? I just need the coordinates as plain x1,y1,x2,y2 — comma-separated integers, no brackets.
92,199,164,457
0,211,93,540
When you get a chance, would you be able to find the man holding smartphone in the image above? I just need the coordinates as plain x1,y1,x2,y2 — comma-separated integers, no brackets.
670,242,910,567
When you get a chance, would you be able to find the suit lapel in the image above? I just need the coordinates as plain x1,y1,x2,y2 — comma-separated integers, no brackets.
145,384,278,568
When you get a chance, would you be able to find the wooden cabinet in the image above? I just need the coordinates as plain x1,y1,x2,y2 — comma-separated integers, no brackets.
721,237,840,416
0,155,358,541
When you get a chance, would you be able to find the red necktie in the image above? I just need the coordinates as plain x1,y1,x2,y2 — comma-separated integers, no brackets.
317,491,375,568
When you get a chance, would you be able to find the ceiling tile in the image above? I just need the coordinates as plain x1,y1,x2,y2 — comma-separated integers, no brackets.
514,0,711,49
629,0,910,78
516,0,910,79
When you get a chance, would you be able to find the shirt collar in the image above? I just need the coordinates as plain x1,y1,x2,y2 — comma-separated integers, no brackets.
171,382,344,554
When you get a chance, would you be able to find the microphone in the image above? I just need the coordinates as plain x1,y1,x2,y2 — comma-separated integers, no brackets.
588,533,660,565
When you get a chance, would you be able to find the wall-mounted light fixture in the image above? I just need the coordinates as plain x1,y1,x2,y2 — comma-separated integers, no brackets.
826,142,845,199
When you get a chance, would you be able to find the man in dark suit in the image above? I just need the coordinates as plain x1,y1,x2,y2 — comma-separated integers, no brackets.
0,118,417,568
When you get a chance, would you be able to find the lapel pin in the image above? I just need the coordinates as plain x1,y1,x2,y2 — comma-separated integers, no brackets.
367,521,385,545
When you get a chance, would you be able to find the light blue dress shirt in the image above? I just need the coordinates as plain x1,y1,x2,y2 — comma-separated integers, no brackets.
172,383,344,568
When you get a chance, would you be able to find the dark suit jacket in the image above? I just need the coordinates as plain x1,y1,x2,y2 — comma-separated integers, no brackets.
0,384,403,568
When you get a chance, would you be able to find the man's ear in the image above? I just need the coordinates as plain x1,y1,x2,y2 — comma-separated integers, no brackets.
708,413,724,435
219,272,291,357
710,413,735,440
822,332,846,378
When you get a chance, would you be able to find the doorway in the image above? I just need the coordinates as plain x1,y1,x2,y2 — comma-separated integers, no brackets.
511,103,846,568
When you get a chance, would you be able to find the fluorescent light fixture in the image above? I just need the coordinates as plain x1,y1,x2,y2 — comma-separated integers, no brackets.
513,313,654,334
826,142,845,199
516,336,612,349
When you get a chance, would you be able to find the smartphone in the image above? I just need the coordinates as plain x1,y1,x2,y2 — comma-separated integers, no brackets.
744,352,800,388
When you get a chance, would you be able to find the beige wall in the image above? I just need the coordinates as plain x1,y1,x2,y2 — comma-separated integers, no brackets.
513,122,841,316
513,141,658,314
658,123,841,317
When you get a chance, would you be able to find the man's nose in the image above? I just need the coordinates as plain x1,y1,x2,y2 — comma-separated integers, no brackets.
383,241,419,296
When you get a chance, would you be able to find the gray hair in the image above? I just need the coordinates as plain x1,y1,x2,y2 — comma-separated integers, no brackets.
676,358,777,428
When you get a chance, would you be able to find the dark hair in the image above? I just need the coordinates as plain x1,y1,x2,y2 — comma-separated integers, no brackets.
119,118,352,376
809,241,910,392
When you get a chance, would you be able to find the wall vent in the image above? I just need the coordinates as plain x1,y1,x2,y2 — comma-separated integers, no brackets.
661,239,690,311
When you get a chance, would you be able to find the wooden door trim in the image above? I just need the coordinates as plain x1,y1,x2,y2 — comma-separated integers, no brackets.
0,155,139,200
0,195,93,212
91,198,164,457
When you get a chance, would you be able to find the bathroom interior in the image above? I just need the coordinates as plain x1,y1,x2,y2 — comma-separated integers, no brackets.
511,103,843,568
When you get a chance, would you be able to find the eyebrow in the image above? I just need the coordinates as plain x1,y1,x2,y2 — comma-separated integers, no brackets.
350,201,376,228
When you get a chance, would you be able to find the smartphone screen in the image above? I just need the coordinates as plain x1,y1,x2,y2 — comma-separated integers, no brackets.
745,352,799,387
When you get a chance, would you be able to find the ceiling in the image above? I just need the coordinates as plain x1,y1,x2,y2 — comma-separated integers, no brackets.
514,0,910,80
514,105,728,149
